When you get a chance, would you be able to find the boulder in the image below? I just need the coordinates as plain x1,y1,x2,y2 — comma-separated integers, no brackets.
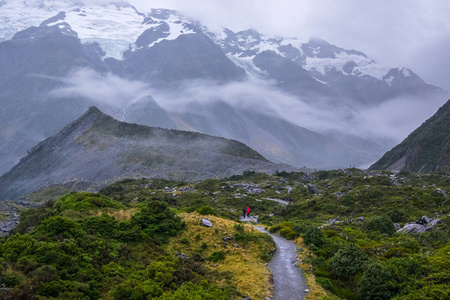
397,223,426,234
426,219,442,231
357,217,364,222
422,215,431,224
201,219,213,227
307,184,320,194
394,223,401,230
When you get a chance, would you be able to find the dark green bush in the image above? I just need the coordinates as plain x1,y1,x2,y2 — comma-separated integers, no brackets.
362,215,395,236
36,216,86,240
303,227,326,248
329,244,366,280
357,263,395,300
234,224,245,232
198,206,215,215
207,251,226,262
386,208,409,223
316,276,333,290
53,192,124,211
279,227,298,240
131,201,186,242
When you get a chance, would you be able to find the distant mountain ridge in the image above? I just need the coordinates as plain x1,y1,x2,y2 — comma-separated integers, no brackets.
370,100,450,173
0,107,301,201
0,0,445,174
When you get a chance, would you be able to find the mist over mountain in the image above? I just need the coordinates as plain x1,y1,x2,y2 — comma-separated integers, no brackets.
0,0,447,175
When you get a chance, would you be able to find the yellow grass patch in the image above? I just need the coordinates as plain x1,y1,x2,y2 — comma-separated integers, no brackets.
167,212,274,300
95,208,137,220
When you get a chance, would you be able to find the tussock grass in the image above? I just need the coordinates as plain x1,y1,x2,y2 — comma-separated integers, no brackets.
167,212,274,300
96,208,137,220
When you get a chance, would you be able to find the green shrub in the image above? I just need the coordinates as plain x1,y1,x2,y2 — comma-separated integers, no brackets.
53,192,124,211
207,251,226,262
362,215,395,236
159,281,228,300
329,244,366,279
198,206,215,215
341,195,356,206
2,270,24,287
357,263,395,300
293,223,311,235
279,227,298,240
180,237,190,245
269,224,282,233
234,224,245,232
386,208,409,223
303,227,326,248
316,276,333,290
37,216,86,240
131,201,186,242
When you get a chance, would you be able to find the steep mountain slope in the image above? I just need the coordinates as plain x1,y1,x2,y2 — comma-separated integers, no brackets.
370,100,450,172
0,107,300,201
0,0,444,174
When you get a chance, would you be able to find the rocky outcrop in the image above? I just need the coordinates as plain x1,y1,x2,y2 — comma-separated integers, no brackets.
397,215,442,234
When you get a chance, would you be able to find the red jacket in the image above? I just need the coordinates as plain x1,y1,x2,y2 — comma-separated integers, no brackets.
246,207,251,213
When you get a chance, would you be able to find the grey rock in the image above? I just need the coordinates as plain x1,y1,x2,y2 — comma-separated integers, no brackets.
223,236,233,241
201,219,213,227
178,253,189,260
426,219,442,230
394,223,402,230
304,289,311,293
307,184,320,194
422,215,431,224
357,217,364,222
397,223,426,234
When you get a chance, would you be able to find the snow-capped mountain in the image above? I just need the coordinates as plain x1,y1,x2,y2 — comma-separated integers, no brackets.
0,0,446,175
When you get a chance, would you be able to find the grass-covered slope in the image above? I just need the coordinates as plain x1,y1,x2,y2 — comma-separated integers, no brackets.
370,99,450,173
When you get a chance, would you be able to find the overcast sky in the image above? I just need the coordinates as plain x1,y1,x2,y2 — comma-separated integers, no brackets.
128,0,450,91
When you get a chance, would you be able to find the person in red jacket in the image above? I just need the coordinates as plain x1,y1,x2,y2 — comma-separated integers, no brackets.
246,206,251,218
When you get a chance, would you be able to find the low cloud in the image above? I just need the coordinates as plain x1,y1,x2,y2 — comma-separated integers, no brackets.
48,68,152,108
48,68,447,149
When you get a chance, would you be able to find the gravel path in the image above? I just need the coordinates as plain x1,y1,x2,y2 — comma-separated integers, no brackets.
262,198,290,205
254,226,308,300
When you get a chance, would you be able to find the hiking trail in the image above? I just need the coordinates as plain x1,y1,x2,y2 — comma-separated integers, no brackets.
254,226,308,300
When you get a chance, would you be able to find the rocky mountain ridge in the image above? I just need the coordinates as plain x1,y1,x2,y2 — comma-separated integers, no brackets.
0,107,301,200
